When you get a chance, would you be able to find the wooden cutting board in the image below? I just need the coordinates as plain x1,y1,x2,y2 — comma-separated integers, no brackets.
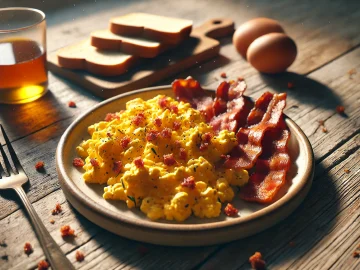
48,18,234,99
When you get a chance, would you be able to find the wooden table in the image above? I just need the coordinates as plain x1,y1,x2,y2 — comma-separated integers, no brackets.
0,0,359,269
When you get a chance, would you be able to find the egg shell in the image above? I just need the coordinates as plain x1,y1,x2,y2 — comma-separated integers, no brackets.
233,17,285,58
247,33,297,74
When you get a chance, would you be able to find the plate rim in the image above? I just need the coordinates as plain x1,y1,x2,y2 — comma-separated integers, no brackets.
56,84,314,232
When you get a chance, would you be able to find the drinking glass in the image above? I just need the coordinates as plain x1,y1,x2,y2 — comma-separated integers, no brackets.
0,8,48,104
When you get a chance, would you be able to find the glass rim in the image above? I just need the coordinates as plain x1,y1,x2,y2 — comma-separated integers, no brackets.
0,7,46,34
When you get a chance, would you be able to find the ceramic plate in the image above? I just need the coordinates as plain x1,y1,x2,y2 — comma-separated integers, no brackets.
56,85,314,246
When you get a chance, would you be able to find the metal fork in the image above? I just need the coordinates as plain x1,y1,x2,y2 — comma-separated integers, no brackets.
0,125,75,270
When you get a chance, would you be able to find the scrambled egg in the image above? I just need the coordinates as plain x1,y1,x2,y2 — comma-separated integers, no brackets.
76,95,249,221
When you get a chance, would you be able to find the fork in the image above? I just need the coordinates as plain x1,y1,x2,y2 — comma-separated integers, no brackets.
0,125,75,270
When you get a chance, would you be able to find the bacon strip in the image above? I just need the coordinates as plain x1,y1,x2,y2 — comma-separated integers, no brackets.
240,119,291,203
224,92,287,169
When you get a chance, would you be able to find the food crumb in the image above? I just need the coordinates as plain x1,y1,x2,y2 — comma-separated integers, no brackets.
1,255,8,261
35,161,45,171
289,241,296,247
37,260,49,270
224,203,239,217
51,203,62,215
220,72,227,78
238,76,244,81
75,250,85,262
344,169,351,174
348,68,357,79
353,244,360,258
287,82,295,89
68,101,76,108
24,242,33,255
0,240,7,247
73,157,85,168
318,120,328,133
50,219,55,224
322,126,328,133
336,105,345,114
60,225,75,238
249,252,266,270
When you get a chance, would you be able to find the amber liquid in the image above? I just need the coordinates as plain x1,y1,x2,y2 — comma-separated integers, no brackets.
0,38,48,104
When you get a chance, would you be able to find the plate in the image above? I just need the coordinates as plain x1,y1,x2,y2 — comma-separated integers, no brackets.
56,85,314,246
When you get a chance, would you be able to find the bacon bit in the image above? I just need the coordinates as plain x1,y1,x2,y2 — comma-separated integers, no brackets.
51,203,62,215
163,154,176,166
138,245,149,256
202,132,213,143
179,148,187,160
289,241,296,247
75,250,85,262
104,113,119,122
199,143,209,151
158,97,168,108
181,176,195,189
344,168,351,174
249,252,266,270
336,105,345,114
35,161,45,171
170,105,179,114
90,158,99,167
72,157,85,168
68,101,76,108
154,118,162,127
113,161,122,174
120,136,131,148
173,121,181,130
287,82,294,89
106,132,112,138
60,225,75,237
50,219,55,224
134,157,144,168
132,113,145,126
322,126,328,133
24,242,33,255
224,203,239,217
146,130,159,141
220,72,227,78
37,260,49,270
161,128,172,138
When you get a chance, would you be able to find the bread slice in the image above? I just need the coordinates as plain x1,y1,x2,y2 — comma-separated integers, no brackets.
91,29,169,58
57,40,138,77
110,13,192,45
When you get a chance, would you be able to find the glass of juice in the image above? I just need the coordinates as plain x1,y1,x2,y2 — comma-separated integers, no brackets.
0,8,48,104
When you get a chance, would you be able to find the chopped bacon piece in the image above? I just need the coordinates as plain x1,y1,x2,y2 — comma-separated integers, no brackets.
73,157,85,167
105,113,119,122
120,136,131,148
224,203,239,216
132,112,145,126
161,128,172,138
181,176,195,189
179,148,187,160
336,105,345,114
113,161,122,174
246,92,273,126
249,252,266,270
173,121,181,130
68,101,76,108
35,161,45,171
220,72,227,78
170,105,179,114
60,225,75,237
158,96,169,108
90,158,99,167
37,260,49,270
24,242,33,255
75,250,85,262
199,143,209,151
202,132,213,143
51,203,62,215
163,154,176,166
146,130,159,141
134,157,144,168
154,118,162,127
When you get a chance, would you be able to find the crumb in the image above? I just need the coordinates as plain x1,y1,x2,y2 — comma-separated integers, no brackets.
68,101,76,108
318,120,325,126
336,105,345,114
24,242,33,255
322,126,328,133
344,169,350,174
38,260,49,270
224,203,239,217
137,245,149,256
238,76,244,81
0,240,7,247
318,120,328,133
1,255,8,261
75,250,85,262
51,203,62,215
289,241,296,247
60,225,75,238
50,219,55,224
348,68,357,79
35,161,45,171
220,72,227,78
249,252,266,270
287,82,295,89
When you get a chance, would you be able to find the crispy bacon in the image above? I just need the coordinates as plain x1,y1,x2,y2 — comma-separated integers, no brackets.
161,128,172,138
120,136,131,148
134,157,144,168
163,154,176,166
105,113,119,122
146,130,159,141
181,176,195,189
154,118,162,127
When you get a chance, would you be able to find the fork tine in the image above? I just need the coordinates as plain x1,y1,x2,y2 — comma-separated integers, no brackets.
0,125,23,174
0,139,13,175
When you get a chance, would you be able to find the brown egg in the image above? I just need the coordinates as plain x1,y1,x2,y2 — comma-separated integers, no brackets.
233,18,284,58
247,33,297,73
